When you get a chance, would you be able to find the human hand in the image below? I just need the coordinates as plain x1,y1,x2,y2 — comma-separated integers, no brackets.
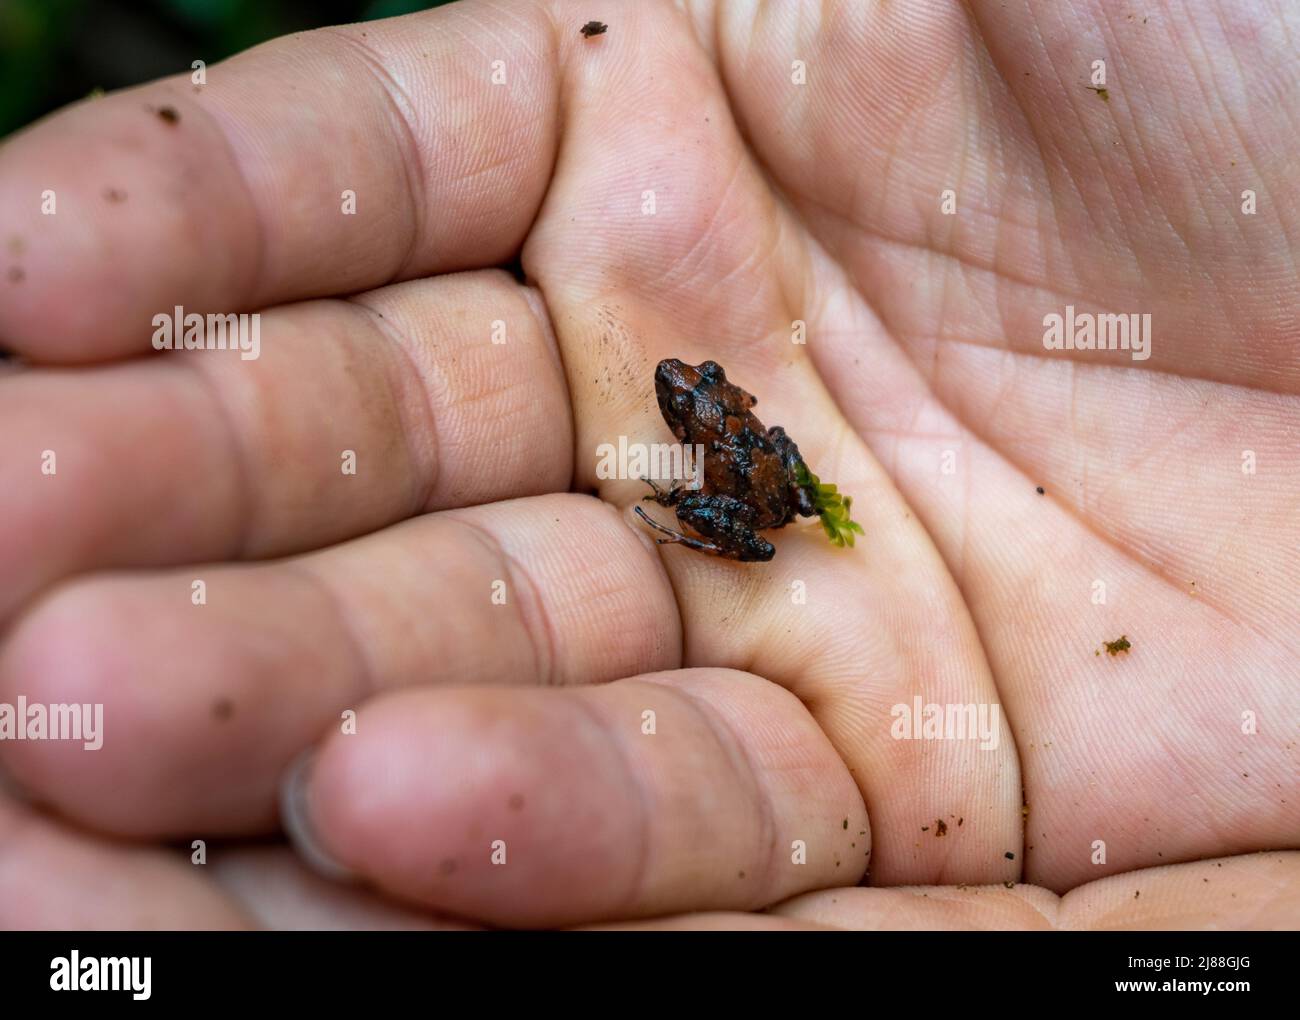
0,0,1295,930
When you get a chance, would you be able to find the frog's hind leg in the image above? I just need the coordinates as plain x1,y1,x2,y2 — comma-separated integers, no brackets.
634,506,737,557
672,494,776,562
634,498,776,562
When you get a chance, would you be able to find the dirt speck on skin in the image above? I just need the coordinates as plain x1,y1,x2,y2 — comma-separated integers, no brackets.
1102,635,1132,656
1005,851,1015,860
1086,86,1110,102
508,793,525,811
1036,486,1045,495
6,236,24,257
103,187,127,203
211,697,234,721
156,105,180,125
1003,881,1016,889
580,20,608,38
7,266,24,284
439,858,458,876
935,819,948,836
589,305,649,409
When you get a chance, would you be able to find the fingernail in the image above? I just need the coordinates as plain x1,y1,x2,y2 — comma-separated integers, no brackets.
279,750,355,882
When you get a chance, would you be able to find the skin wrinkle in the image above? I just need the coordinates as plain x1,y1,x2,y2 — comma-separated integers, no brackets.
621,511,689,672
1066,350,1081,490
1016,881,1063,930
343,296,442,517
649,677,786,908
925,340,1281,646
905,327,1300,401
177,354,255,562
444,511,559,688
515,10,593,424
918,346,1295,636
477,0,549,66
698,178,785,300
638,147,749,298
515,282,581,490
1150,722,1231,852
1050,39,1150,267
509,0,582,262
286,559,379,704
318,28,429,284
1202,5,1300,263
564,686,652,918
1067,2,1188,265
995,2,1126,287
795,187,1113,335
779,206,818,342
705,23,759,161
955,414,972,591
931,61,967,394
180,82,268,311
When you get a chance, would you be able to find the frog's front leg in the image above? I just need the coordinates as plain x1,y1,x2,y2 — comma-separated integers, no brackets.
635,494,776,562
640,476,684,507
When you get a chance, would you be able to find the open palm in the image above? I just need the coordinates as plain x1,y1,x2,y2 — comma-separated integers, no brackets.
0,0,1294,929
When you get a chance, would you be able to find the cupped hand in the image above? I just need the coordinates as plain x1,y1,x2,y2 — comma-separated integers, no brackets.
0,0,1295,930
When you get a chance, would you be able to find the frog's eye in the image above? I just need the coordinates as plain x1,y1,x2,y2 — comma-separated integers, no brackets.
699,360,724,381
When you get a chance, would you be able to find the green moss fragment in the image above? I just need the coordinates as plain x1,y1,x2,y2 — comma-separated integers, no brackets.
794,461,865,549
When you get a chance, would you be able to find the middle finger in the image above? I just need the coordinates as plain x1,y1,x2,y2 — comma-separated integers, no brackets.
0,270,570,622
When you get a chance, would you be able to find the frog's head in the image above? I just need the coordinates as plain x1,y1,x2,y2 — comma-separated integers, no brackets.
654,359,704,437
654,358,746,439
654,358,715,397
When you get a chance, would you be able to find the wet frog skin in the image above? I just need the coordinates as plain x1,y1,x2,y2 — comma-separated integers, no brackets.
634,358,819,561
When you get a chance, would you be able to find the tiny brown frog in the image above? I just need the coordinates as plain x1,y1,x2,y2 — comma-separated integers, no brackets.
580,21,607,38
635,358,861,561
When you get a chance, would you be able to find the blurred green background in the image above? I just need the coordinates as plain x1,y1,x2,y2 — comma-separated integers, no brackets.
0,0,454,138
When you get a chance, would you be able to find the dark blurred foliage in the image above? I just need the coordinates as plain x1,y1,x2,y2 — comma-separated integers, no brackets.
0,0,454,138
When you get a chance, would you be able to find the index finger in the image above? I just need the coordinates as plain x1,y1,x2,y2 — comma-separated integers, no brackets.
0,1,562,362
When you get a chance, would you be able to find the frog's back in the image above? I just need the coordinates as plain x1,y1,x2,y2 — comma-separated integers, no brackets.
703,412,794,528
